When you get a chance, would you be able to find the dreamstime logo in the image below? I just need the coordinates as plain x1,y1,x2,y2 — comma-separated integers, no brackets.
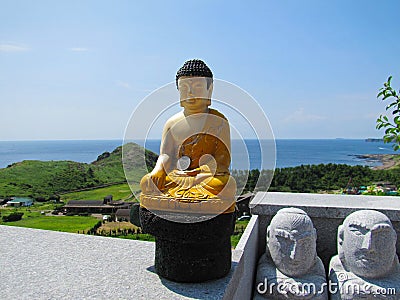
256,276,397,297
122,79,276,223
256,278,325,297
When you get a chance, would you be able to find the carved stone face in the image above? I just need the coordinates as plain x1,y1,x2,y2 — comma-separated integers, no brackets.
339,210,397,279
178,76,212,114
267,208,317,277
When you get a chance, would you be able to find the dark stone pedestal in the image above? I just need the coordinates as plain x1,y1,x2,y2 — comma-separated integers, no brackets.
139,207,235,283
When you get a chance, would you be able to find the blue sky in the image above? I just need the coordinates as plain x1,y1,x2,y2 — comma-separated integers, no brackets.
1,0,400,140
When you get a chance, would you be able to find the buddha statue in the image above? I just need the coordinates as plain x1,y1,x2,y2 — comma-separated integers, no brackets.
254,207,328,300
138,60,237,282
329,210,400,300
140,59,236,214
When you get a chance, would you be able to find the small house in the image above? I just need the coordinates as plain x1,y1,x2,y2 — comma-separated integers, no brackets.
64,200,131,215
115,209,131,222
7,198,33,207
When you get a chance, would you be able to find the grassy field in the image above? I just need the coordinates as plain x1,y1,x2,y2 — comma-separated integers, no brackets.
1,201,249,247
0,203,99,233
3,215,99,232
60,183,139,202
231,220,249,248
0,202,57,215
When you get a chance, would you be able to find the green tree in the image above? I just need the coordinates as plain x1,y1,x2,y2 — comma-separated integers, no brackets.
376,75,400,150
2,212,24,222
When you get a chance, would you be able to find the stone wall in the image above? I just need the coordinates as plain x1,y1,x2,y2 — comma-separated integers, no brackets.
250,192,400,269
223,215,260,300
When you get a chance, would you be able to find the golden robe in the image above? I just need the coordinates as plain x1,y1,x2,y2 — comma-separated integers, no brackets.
140,109,236,213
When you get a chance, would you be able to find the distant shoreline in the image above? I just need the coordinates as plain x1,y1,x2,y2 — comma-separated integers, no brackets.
0,139,398,170
356,154,400,170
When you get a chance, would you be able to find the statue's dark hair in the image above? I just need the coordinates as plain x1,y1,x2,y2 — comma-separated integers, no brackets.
176,59,213,89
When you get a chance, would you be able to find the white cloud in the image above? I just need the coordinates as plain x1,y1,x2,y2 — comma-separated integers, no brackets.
0,43,29,52
69,47,89,52
284,107,326,123
116,80,131,89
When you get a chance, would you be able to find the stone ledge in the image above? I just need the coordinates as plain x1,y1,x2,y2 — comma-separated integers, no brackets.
223,215,259,300
250,192,400,221
0,225,239,299
250,192,400,270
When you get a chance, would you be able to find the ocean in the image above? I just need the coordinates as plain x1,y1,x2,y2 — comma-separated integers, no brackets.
0,139,397,170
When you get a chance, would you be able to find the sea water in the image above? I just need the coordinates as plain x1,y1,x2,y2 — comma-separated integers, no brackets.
0,139,396,170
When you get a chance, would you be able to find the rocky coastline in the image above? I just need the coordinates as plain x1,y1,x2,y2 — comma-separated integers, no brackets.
356,154,400,170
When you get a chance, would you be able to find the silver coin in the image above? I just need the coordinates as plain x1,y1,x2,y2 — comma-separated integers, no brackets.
177,156,191,170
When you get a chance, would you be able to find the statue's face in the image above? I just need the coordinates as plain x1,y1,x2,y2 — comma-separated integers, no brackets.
268,223,317,277
178,76,212,114
341,215,397,278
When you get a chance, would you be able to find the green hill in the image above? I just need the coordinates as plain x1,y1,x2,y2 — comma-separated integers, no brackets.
0,143,158,199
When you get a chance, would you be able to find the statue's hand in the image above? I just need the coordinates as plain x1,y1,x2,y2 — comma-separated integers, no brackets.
184,168,201,176
194,172,212,185
174,168,200,176
149,169,166,190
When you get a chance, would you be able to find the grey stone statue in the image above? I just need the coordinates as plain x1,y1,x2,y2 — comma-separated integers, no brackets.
254,207,328,300
329,210,400,300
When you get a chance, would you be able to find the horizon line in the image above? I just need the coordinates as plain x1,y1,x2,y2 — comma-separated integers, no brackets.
0,137,383,142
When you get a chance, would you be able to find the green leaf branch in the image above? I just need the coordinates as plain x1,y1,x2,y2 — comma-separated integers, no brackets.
376,75,400,151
